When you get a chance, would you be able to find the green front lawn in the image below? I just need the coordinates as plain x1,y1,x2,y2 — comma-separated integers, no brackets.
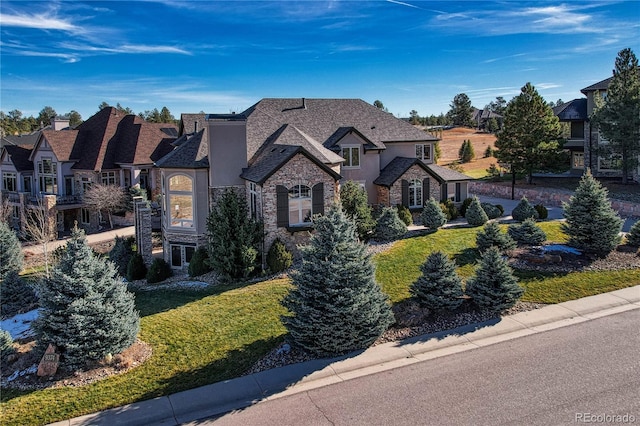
3,221,638,425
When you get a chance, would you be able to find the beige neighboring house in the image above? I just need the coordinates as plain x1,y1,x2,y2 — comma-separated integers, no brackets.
0,108,177,236
554,74,639,181
156,98,473,270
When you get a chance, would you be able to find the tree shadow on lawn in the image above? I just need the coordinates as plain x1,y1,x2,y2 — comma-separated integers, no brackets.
452,247,480,267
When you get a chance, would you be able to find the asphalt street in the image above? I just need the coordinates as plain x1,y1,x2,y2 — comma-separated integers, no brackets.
202,309,640,426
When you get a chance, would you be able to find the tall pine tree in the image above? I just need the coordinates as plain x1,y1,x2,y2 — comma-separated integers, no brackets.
282,205,394,356
561,170,622,255
33,226,139,370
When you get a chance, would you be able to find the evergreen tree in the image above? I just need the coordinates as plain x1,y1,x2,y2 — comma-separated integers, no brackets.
410,251,464,311
511,197,539,222
591,48,640,184
340,180,376,241
206,189,262,281
109,236,135,277
476,221,516,252
0,221,23,281
495,83,565,196
33,226,139,370
465,247,523,312
561,170,623,255
465,196,489,227
1,271,38,318
373,206,407,241
188,247,212,277
447,93,474,126
282,205,394,356
266,238,293,273
458,139,475,163
0,329,15,361
420,197,447,230
508,218,547,246
626,220,640,247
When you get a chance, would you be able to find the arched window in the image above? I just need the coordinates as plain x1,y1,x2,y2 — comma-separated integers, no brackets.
408,179,422,208
168,174,193,228
288,184,312,226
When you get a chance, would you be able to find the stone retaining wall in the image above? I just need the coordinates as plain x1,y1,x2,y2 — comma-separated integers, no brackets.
470,181,640,217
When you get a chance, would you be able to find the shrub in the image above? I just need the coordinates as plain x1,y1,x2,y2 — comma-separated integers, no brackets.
0,221,23,281
534,204,549,220
484,145,494,158
481,202,502,220
373,207,407,241
282,205,394,356
1,271,38,319
458,139,475,163
188,247,212,277
420,197,447,230
508,218,547,245
126,253,147,281
109,236,135,277
627,220,640,247
0,329,15,361
410,251,464,311
562,170,622,255
511,197,539,222
476,221,516,252
465,246,523,312
460,198,473,217
146,258,173,284
466,196,489,227
486,163,502,181
396,204,413,226
340,180,376,240
33,226,139,370
266,238,293,274
440,199,459,220
495,204,505,215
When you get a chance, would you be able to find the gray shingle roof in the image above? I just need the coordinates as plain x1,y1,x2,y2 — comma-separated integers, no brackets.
155,130,208,169
553,98,587,121
374,157,473,187
581,76,613,94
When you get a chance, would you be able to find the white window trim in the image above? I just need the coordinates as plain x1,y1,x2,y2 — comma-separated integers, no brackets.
408,179,423,208
167,174,194,229
289,184,312,226
342,145,361,169
415,144,431,161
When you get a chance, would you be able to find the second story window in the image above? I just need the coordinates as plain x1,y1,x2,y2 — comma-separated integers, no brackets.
101,171,117,185
2,172,17,192
342,146,360,168
168,174,194,228
416,144,431,161
37,157,57,194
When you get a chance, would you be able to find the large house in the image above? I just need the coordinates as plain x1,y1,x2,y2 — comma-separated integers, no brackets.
554,74,639,181
0,107,177,236
155,98,472,270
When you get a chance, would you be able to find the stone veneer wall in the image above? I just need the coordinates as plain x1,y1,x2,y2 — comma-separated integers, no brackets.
261,153,339,257
470,181,640,217
133,197,153,267
387,165,442,207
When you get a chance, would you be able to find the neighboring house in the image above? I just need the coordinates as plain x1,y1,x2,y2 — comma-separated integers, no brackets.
554,74,638,181
472,108,502,130
156,98,473,270
0,108,177,236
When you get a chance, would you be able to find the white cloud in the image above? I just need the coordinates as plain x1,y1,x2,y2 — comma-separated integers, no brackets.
0,11,79,32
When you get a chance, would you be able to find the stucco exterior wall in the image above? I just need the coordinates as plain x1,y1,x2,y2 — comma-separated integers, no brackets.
209,121,247,187
380,142,433,167
337,133,381,203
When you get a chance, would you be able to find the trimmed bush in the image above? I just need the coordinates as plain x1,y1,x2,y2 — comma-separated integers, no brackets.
0,329,15,361
562,170,623,255
511,197,539,222
534,204,548,220
440,199,459,220
481,202,502,220
410,251,464,311
0,221,23,281
508,218,547,246
109,236,135,277
466,197,489,227
420,197,447,230
495,204,505,215
282,205,394,357
465,246,523,312
126,253,147,281
460,198,473,217
146,258,173,284
396,204,413,226
1,271,38,319
188,247,212,277
627,220,640,247
476,221,516,252
373,207,407,241
266,238,293,274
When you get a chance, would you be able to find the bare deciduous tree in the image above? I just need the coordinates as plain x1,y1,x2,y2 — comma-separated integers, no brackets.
24,198,56,278
82,184,127,229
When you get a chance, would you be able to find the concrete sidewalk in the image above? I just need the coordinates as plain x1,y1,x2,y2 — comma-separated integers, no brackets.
50,285,640,426
22,226,136,255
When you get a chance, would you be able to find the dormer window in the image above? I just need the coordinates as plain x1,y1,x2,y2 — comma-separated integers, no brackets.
342,146,360,168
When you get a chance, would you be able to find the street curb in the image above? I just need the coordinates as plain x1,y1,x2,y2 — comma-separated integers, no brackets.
50,285,640,426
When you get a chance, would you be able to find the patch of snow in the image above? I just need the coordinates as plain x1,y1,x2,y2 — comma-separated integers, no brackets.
543,244,582,255
1,309,38,340
6,364,38,382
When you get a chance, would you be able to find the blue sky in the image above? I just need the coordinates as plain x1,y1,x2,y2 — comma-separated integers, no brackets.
1,1,639,121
